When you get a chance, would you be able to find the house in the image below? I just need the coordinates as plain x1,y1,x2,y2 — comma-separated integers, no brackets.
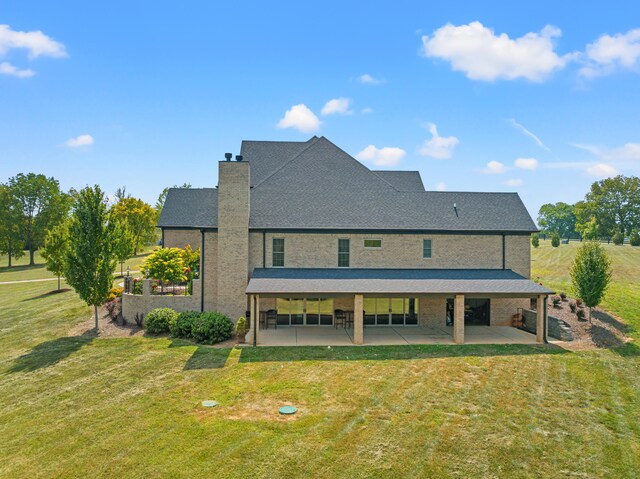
158,136,552,345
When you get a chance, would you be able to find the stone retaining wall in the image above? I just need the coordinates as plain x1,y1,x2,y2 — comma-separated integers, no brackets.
521,308,573,341
122,279,201,324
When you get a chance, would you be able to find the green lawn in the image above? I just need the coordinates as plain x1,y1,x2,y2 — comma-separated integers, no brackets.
0,244,639,478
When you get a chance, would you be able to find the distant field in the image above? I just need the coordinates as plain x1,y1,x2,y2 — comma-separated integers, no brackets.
0,250,152,283
531,240,640,336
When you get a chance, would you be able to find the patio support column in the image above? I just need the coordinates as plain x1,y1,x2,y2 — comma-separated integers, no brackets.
536,294,545,343
354,294,364,345
255,295,260,346
250,294,256,346
454,294,465,344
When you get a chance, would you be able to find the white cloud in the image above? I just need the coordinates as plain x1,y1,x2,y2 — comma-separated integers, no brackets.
357,73,384,85
509,119,550,151
483,160,507,174
586,163,618,177
0,61,34,78
277,104,321,133
505,178,524,186
418,123,459,159
361,107,373,114
0,24,67,59
572,142,640,166
435,181,447,191
321,98,353,116
66,134,94,148
421,22,570,81
580,28,640,77
356,145,406,167
514,157,539,170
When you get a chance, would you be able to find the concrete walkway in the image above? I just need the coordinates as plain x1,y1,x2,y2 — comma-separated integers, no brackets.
252,326,537,347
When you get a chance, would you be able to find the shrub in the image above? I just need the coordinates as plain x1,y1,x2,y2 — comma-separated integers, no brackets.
105,298,121,321
569,301,577,313
106,286,124,302
144,308,178,334
551,233,560,248
630,230,640,247
191,312,234,344
142,247,186,284
559,291,567,301
551,295,561,307
170,310,201,338
235,316,248,343
576,298,583,307
132,278,143,294
612,230,624,245
531,234,540,248
576,308,586,321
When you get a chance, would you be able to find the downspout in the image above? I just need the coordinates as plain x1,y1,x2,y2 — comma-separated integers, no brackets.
161,228,165,247
200,229,205,312
262,231,266,268
502,233,506,270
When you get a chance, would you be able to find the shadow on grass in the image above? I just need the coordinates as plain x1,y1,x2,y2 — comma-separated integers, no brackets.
234,343,569,365
611,341,640,357
168,339,233,370
8,330,95,373
21,288,72,302
591,309,629,334
0,263,45,273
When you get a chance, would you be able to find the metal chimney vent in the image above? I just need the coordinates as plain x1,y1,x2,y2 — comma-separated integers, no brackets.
224,153,232,161
235,155,243,162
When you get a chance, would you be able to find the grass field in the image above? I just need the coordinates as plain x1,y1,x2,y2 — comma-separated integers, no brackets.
0,244,639,478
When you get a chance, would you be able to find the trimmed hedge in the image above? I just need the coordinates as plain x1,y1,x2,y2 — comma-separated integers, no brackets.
145,308,178,334
169,310,233,344
191,312,234,344
170,310,200,339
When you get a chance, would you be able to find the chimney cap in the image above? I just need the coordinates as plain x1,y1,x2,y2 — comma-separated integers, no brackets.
224,152,232,161
235,155,243,162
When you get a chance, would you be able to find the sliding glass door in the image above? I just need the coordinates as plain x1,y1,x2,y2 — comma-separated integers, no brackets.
276,298,334,326
363,297,419,326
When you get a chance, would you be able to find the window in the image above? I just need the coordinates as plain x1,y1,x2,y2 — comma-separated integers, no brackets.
364,239,382,249
272,238,284,267
423,239,432,259
338,238,350,267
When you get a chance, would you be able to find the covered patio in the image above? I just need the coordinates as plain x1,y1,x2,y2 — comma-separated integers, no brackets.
246,268,554,346
251,325,538,347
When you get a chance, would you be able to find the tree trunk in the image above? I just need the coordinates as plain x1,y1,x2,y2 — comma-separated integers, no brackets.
121,262,124,277
7,254,11,268
57,274,61,291
589,307,592,323
94,304,99,331
29,248,35,265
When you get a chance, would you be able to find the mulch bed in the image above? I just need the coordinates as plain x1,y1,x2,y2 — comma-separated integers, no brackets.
546,297,631,350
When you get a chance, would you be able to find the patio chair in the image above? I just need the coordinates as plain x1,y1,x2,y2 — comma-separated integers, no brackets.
265,309,278,329
334,309,346,329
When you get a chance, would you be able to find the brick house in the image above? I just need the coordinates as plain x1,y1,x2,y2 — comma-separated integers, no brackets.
159,136,552,345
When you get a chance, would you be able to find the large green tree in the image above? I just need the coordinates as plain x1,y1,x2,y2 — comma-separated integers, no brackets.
111,197,157,255
8,173,70,265
41,222,70,291
575,175,640,239
537,202,577,240
570,241,612,322
65,186,117,330
0,184,25,267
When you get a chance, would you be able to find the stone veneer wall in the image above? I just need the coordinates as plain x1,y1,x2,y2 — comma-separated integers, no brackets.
122,279,201,324
521,308,573,341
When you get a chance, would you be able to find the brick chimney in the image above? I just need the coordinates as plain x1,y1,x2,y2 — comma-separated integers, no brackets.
216,154,250,321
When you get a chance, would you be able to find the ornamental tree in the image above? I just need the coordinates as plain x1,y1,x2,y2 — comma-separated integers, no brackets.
0,184,25,267
570,241,612,322
141,247,186,284
65,186,117,330
111,197,157,255
111,218,136,276
41,222,70,291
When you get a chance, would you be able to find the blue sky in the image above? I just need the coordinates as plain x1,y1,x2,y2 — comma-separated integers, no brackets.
1,1,639,217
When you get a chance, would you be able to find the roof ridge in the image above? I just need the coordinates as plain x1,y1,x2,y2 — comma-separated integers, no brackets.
252,136,322,188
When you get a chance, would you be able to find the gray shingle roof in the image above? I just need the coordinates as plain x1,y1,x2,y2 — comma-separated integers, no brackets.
246,268,554,295
158,136,538,232
158,188,217,228
372,171,425,191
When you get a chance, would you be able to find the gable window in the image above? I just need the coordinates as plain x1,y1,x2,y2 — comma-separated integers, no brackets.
338,238,350,267
272,238,285,267
423,239,432,259
364,239,382,249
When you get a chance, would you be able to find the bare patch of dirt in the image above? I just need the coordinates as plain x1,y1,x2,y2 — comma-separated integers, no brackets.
546,298,631,350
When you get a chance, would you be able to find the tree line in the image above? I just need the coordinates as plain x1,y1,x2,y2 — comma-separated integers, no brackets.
537,175,640,246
